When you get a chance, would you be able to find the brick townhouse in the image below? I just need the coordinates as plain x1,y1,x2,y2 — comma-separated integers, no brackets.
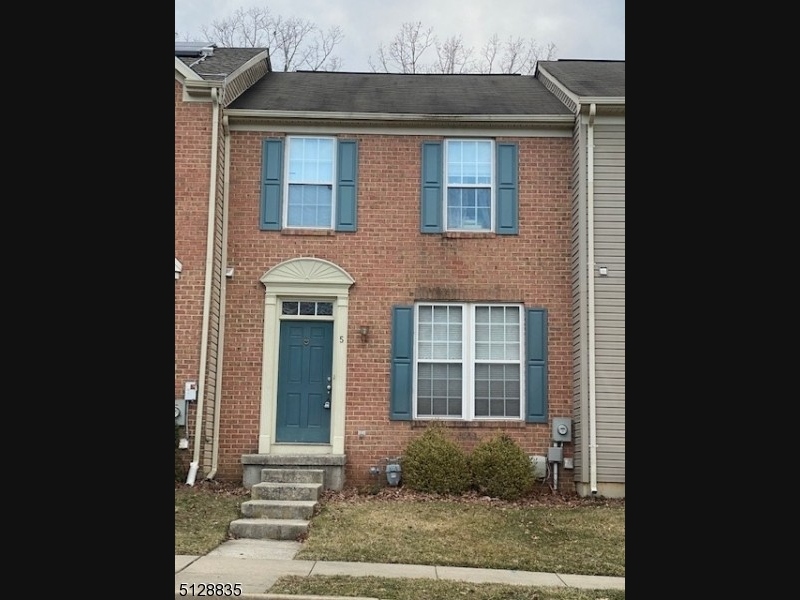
175,43,625,498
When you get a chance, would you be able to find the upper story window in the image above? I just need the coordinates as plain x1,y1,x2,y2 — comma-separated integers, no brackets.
421,139,518,235
445,140,493,231
260,137,358,232
286,137,335,229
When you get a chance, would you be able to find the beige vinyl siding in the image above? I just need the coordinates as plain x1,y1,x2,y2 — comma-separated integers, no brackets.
201,117,228,474
592,122,625,484
569,116,589,481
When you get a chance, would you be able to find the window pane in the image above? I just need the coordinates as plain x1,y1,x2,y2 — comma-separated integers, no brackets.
282,302,299,315
419,305,432,322
317,302,333,316
287,184,332,227
447,140,492,185
475,306,520,360
474,364,520,417
299,301,315,315
432,342,449,360
417,363,462,417
447,189,491,230
288,138,333,184
418,305,462,361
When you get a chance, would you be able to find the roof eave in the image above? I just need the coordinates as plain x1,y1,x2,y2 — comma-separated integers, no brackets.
175,57,202,82
226,50,272,80
225,109,574,127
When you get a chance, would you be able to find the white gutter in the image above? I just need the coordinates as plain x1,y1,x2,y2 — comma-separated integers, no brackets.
586,103,598,494
206,114,232,481
188,85,221,485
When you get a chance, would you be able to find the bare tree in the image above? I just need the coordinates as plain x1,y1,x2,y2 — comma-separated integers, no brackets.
478,34,501,74
268,15,315,71
431,35,475,74
368,21,435,74
492,36,557,74
374,25,557,74
300,25,344,71
197,4,343,72
200,6,267,48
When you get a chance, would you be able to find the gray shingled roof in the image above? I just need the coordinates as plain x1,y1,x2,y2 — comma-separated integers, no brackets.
537,60,624,98
176,47,267,81
228,71,573,115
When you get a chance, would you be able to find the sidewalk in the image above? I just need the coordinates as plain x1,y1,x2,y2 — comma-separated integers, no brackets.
175,539,625,597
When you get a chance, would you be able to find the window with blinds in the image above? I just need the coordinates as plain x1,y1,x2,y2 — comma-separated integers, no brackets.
414,303,523,420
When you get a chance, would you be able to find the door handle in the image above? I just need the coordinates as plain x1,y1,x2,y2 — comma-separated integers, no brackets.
324,377,331,409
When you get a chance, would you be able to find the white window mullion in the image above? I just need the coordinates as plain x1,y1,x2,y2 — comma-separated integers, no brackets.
464,304,474,420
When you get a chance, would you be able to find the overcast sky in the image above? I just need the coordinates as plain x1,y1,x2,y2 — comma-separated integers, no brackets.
175,0,624,72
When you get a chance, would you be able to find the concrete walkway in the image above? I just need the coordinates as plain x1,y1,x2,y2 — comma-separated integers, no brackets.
175,539,625,597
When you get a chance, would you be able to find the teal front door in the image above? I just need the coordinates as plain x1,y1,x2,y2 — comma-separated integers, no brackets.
276,321,333,443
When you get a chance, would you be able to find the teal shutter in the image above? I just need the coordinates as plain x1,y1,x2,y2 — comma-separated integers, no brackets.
336,140,358,231
525,308,548,423
421,142,443,233
260,139,283,230
495,143,518,234
390,306,414,420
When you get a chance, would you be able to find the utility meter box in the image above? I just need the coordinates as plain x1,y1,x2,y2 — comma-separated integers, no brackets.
548,446,563,463
385,463,401,486
552,417,572,442
175,399,187,426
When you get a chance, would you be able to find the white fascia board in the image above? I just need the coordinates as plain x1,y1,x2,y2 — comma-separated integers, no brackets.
175,57,202,82
226,50,271,81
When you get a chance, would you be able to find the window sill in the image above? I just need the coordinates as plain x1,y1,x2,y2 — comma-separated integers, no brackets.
281,229,336,236
411,420,527,429
441,231,496,239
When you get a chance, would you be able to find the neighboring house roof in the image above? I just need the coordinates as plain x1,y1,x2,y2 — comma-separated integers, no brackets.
536,60,624,98
176,45,269,82
536,60,624,108
228,71,573,116
534,60,623,116
175,43,271,106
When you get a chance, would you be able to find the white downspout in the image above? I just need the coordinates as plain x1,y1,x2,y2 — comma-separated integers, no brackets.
587,103,598,494
187,85,221,485
206,114,232,481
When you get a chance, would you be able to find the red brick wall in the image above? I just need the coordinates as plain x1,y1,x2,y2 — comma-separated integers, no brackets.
216,131,574,492
174,80,212,423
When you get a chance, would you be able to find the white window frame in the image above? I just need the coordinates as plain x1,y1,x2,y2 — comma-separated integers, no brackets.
412,302,524,421
444,139,495,232
283,135,337,230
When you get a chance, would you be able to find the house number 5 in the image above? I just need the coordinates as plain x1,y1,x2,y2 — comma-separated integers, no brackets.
339,336,344,343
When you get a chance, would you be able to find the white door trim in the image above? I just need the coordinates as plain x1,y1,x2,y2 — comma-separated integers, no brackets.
259,257,355,455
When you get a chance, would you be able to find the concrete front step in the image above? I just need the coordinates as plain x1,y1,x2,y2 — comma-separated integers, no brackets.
229,518,309,541
251,481,322,501
261,468,325,485
240,499,317,520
